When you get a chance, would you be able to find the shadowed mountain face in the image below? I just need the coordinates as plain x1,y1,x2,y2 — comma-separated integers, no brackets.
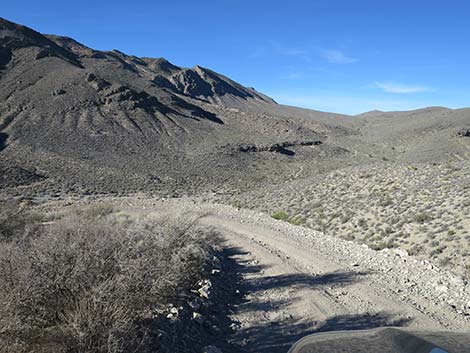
0,17,330,193
0,17,469,195
0,17,271,140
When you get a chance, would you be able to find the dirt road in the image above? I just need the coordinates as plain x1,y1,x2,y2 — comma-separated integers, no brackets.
199,206,470,352
51,196,469,352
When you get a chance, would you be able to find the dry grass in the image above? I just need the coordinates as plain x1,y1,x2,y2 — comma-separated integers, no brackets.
0,202,215,353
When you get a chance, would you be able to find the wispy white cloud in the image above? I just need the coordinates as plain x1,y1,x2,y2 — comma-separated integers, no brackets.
321,49,358,64
374,82,431,94
280,72,303,80
268,40,306,56
249,40,311,61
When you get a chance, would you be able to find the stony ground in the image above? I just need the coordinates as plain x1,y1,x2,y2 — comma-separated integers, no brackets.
32,196,470,352
223,161,470,279
2,16,470,353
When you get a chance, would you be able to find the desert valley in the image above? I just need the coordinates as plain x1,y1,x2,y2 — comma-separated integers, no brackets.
1,17,469,353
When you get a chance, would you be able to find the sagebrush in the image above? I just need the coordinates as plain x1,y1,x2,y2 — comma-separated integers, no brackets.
0,203,215,353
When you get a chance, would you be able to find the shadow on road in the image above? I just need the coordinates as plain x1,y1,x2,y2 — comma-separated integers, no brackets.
244,270,369,293
220,245,412,353
236,313,412,353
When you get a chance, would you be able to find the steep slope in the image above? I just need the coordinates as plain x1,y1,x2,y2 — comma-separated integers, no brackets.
0,18,348,195
1,17,468,197
44,32,274,106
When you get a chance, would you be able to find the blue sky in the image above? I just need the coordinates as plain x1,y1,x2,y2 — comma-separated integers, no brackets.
3,0,470,114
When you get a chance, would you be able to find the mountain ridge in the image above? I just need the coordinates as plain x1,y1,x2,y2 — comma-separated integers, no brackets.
0,17,469,197
0,17,332,194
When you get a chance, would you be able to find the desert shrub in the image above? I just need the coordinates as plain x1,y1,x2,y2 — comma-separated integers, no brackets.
341,234,356,241
371,241,388,251
439,257,452,267
0,210,214,353
429,245,446,257
379,197,393,207
340,215,352,224
418,225,428,233
0,200,42,242
230,200,243,210
411,213,432,224
357,218,367,228
74,202,115,221
408,244,424,256
288,216,306,226
271,211,289,221
359,173,373,179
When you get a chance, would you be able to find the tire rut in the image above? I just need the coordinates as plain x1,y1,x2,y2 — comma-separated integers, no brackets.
201,214,454,352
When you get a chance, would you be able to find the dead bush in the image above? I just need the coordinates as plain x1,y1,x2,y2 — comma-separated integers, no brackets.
73,202,115,221
0,209,214,353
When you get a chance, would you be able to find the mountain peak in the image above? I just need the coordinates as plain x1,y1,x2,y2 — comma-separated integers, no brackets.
0,17,274,105
0,18,81,66
143,57,180,74
0,17,49,47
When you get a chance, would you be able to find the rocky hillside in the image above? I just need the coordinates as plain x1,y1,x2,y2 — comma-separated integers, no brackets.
228,160,470,278
0,18,469,198
0,18,346,195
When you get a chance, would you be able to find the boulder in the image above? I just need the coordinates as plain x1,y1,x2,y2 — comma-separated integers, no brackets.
457,129,470,137
52,89,66,96
192,312,205,325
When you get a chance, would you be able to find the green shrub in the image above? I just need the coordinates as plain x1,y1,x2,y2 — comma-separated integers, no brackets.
288,216,306,226
271,211,289,221
371,241,388,250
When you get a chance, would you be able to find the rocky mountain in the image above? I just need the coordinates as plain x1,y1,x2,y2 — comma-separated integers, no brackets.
0,18,338,194
0,17,469,197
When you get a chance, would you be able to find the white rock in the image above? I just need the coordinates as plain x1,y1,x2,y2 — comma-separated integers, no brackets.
393,249,408,257
192,312,205,324
435,284,449,293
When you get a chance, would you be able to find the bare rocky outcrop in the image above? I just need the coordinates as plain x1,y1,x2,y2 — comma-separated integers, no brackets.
0,165,45,188
238,140,322,155
457,129,470,137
